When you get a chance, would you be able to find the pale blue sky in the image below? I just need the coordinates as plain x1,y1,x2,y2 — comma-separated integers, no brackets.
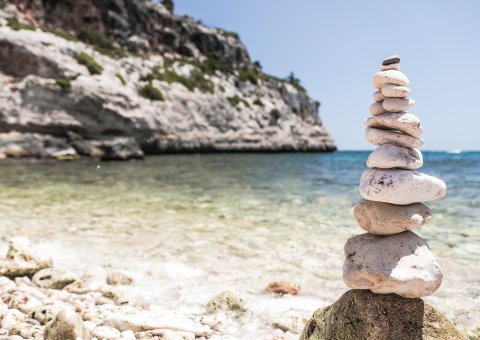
174,0,479,151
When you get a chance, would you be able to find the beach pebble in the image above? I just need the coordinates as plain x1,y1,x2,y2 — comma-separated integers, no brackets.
92,325,121,339
382,98,415,112
0,277,16,294
32,268,76,289
9,322,43,339
106,270,134,286
343,231,443,298
381,84,411,98
29,300,75,325
353,199,432,235
380,63,400,71
272,313,309,334
368,102,388,116
1,309,25,330
365,127,423,148
266,281,301,295
382,55,400,66
44,309,90,340
373,70,409,89
359,169,447,205
2,291,42,314
372,91,385,102
0,237,52,279
364,112,422,137
367,144,423,169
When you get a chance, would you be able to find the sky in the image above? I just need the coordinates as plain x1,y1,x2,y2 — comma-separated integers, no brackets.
174,0,480,151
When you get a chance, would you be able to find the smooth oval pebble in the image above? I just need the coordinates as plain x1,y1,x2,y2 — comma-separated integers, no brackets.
372,91,385,102
372,70,409,89
383,98,415,112
368,102,388,116
381,84,411,98
382,55,400,66
359,168,447,205
367,144,423,170
353,198,431,235
380,63,400,71
364,112,422,137
343,231,443,298
365,127,423,148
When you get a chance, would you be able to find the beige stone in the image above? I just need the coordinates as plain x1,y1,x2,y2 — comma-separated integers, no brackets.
373,70,409,89
368,102,388,116
343,231,443,298
382,98,415,112
365,127,423,148
353,199,431,235
367,144,423,170
44,309,90,340
381,84,411,98
299,290,463,340
364,112,422,137
372,91,385,102
359,169,447,205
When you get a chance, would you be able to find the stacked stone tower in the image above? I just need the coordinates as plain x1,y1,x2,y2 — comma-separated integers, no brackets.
300,56,463,340
343,55,447,298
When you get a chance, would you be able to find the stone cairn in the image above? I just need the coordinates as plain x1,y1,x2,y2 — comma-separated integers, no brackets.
300,56,463,340
343,55,447,298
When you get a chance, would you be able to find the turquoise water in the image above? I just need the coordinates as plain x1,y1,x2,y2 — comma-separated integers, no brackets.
0,151,479,336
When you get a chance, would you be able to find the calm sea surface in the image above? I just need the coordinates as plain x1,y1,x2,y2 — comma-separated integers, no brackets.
0,151,479,336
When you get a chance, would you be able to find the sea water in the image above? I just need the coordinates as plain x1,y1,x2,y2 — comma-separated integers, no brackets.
0,151,479,336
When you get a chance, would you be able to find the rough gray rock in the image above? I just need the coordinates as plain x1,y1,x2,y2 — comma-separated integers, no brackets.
0,1,336,159
300,290,463,340
0,237,52,278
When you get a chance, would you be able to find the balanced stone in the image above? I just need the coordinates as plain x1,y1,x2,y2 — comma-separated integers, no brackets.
343,231,443,298
368,102,388,116
353,199,432,235
359,169,447,205
367,144,423,169
382,55,400,66
364,112,422,137
380,63,400,71
383,98,415,112
365,127,423,148
372,91,385,102
381,84,410,98
373,70,409,89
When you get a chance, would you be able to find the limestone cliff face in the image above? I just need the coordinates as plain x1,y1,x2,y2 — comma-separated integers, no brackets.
0,0,336,160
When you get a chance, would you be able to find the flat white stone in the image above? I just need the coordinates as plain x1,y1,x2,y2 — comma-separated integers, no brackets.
383,98,415,112
367,144,423,170
373,70,410,89
380,63,400,71
364,112,422,137
353,198,431,235
368,102,388,116
359,168,447,205
343,231,443,298
365,127,423,148
372,91,385,102
381,84,410,98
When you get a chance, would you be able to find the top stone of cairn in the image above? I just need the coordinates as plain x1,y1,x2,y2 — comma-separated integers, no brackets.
382,55,401,66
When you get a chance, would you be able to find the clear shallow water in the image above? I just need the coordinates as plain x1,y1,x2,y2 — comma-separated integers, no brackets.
0,151,479,336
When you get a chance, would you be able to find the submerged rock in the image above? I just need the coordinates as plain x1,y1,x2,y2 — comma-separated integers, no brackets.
206,291,247,316
32,268,76,289
106,270,135,286
0,237,52,278
44,309,90,340
265,281,301,295
299,290,463,340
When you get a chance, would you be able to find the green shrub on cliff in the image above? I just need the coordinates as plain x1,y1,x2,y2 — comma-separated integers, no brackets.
286,72,306,92
7,17,35,31
161,0,174,13
116,73,127,85
55,78,72,92
74,52,103,75
78,29,126,58
139,83,164,101
142,65,214,94
227,95,250,109
43,27,76,41
253,98,264,107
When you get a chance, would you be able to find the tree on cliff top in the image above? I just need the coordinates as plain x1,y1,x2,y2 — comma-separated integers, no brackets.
161,0,174,13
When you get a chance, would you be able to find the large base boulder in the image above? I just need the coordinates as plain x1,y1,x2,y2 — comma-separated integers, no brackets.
300,290,463,340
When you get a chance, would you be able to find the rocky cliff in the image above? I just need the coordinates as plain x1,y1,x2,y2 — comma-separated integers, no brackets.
0,0,336,160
